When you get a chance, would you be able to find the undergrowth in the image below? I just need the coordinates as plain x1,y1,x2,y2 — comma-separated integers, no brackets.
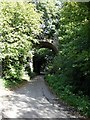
45,74,90,117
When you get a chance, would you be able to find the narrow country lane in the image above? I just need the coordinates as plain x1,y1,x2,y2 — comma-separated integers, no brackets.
0,76,83,119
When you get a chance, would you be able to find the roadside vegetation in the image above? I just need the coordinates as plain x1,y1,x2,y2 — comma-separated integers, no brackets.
44,2,90,117
0,0,90,117
0,1,42,88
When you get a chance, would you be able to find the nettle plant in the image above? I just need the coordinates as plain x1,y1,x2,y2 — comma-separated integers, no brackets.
0,1,42,81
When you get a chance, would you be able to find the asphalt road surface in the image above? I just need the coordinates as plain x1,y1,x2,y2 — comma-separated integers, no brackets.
0,76,84,119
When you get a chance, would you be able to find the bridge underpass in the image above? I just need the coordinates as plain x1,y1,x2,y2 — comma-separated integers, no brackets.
30,40,58,74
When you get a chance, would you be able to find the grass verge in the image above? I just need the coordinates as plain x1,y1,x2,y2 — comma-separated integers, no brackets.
45,74,90,117
3,78,28,90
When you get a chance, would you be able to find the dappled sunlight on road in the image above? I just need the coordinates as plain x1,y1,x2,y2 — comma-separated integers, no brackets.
1,76,81,118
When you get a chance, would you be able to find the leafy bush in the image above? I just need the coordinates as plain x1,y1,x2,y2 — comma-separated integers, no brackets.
0,1,42,86
45,74,90,117
48,2,90,96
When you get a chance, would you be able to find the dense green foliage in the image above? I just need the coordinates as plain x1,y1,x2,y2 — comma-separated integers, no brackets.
36,0,60,41
0,1,42,85
45,2,90,117
48,2,90,95
45,74,90,116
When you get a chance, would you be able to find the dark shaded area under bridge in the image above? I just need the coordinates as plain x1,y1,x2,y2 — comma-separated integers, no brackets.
33,41,58,74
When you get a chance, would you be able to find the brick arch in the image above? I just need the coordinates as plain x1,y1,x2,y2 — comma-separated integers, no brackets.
36,41,58,54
